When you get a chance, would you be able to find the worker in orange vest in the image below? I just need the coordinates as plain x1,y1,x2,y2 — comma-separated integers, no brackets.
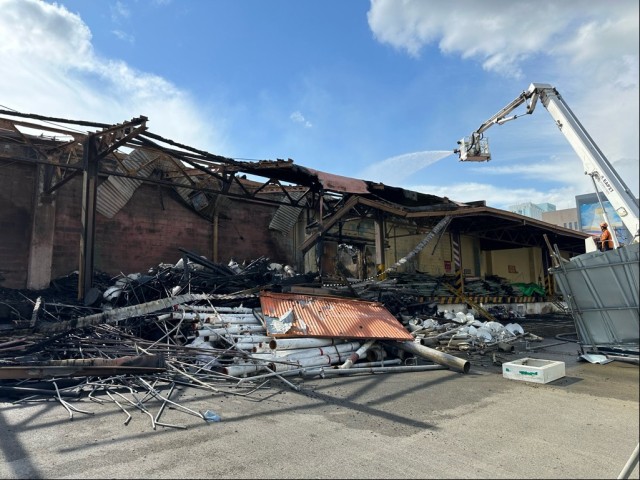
597,222,614,251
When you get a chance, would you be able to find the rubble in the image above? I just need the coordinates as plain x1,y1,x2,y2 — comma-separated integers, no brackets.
0,249,545,430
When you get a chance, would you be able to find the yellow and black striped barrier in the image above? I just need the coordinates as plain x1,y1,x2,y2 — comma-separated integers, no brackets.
453,269,463,294
421,295,547,304
544,274,555,296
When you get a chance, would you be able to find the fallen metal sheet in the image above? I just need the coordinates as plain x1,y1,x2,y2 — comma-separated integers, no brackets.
579,353,613,365
259,291,413,341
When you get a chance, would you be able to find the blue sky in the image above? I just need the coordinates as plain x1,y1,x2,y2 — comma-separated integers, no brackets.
0,0,638,210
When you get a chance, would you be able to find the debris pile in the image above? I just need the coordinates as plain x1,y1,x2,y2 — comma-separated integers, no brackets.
325,271,547,317
403,311,542,353
0,250,546,430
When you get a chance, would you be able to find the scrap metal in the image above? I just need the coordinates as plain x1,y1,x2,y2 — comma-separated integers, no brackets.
0,251,553,431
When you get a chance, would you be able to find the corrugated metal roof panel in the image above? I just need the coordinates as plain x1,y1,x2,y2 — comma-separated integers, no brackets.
97,149,156,218
269,191,306,233
259,291,413,340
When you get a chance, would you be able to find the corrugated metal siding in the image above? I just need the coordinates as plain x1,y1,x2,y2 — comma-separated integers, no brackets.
97,149,157,218
171,174,197,205
259,291,413,340
269,191,306,233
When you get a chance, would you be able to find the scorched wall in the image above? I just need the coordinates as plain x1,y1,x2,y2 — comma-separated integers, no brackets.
0,160,294,289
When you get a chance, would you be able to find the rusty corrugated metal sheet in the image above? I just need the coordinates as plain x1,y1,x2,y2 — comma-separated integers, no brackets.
259,291,413,340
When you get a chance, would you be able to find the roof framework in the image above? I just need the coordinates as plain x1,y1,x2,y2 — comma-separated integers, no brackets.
0,109,588,296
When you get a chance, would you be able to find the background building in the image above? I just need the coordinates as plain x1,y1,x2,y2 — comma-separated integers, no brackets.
575,192,636,245
542,208,579,231
508,202,556,221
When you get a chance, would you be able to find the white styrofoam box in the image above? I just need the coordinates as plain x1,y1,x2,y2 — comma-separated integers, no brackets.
502,357,565,384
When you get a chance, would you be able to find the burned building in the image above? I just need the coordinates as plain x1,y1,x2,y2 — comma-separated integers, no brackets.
0,109,588,312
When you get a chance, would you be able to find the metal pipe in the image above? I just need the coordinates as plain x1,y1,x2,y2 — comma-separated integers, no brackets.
173,312,258,322
136,378,205,420
617,443,639,479
285,342,361,362
208,317,261,326
222,363,269,377
271,351,354,372
231,334,272,343
250,344,360,365
154,382,176,425
339,339,376,369
252,346,322,357
302,364,449,378
351,359,402,368
235,342,266,351
388,340,470,373
106,390,132,425
262,366,300,392
366,344,387,362
269,337,348,350
182,305,253,314
201,324,265,333
197,325,265,338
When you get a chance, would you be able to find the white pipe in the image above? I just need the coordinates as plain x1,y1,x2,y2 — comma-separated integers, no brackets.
339,339,375,369
222,363,269,377
285,342,361,362
213,318,261,326
250,343,360,361
245,352,279,362
271,351,353,372
202,321,262,331
196,325,266,339
200,324,265,334
231,335,272,343
186,306,254,314
235,342,265,351
173,312,259,323
269,337,349,350
252,346,320,356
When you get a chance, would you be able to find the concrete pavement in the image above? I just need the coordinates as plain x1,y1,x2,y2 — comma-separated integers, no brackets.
1,337,638,479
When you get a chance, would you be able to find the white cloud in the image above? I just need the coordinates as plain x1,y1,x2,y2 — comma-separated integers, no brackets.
368,0,639,202
112,29,135,44
367,0,638,79
290,111,312,128
408,182,581,211
0,0,226,153
111,1,131,21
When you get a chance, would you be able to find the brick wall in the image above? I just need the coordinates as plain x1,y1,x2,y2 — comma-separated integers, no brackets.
217,198,291,266
0,162,35,286
1,159,295,288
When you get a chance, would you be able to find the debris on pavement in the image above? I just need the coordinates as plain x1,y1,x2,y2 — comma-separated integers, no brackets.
0,250,545,430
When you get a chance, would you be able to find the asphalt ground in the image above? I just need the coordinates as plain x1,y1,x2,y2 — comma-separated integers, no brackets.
1,314,638,479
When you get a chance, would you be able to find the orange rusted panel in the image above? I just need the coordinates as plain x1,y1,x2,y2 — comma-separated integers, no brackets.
259,291,413,340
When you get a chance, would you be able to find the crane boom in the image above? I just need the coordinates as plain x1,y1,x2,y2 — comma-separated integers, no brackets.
454,82,639,243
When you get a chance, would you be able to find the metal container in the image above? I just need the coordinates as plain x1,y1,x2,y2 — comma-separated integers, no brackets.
550,243,639,354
